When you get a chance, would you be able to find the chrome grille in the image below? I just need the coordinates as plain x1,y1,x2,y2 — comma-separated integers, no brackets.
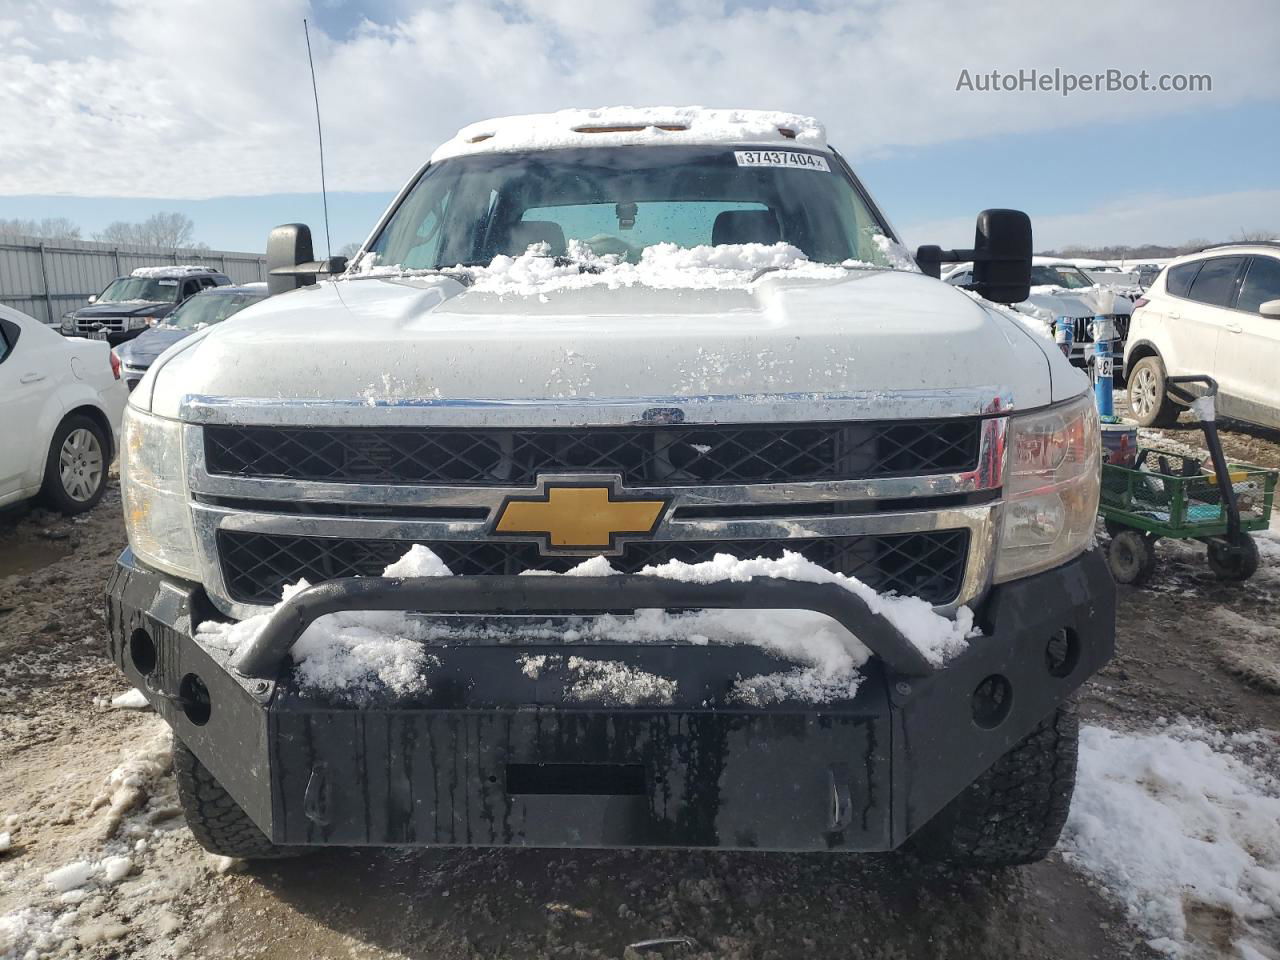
217,529,970,607
1073,314,1130,344
203,420,981,487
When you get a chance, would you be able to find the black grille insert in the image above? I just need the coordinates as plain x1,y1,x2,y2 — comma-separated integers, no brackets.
204,420,981,487
217,529,969,607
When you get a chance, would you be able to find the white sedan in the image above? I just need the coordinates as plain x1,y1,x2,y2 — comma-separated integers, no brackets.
0,304,128,513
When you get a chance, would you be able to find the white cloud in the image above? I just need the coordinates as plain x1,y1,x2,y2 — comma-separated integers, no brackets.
50,9,88,33
0,0,1277,198
903,189,1280,251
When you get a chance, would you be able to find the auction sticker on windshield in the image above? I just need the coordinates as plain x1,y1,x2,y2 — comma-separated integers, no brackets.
734,150,830,171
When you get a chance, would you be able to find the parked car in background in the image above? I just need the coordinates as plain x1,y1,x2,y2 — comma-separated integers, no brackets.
0,304,126,513
113,283,268,390
61,266,232,346
1124,242,1280,428
944,257,1133,372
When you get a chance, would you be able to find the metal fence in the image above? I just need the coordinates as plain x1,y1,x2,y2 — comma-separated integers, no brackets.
0,235,267,325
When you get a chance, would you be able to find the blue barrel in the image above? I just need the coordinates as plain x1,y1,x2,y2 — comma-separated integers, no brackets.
1093,314,1114,418
1055,316,1074,358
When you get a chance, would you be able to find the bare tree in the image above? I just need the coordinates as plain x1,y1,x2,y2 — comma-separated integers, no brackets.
0,217,82,240
93,212,208,249
337,241,362,259
1232,228,1279,242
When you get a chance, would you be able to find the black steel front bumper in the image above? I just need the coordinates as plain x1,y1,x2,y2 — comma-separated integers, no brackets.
106,548,1114,852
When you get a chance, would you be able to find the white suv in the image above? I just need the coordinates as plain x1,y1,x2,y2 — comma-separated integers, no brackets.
1124,243,1280,428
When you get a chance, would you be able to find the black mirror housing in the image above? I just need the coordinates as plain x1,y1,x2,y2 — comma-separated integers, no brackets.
266,223,316,297
914,209,1033,304
970,209,1032,304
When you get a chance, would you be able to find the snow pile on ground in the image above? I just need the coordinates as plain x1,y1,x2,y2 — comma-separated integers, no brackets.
1063,721,1280,957
430,106,827,162
196,544,972,704
0,718,201,960
109,688,150,711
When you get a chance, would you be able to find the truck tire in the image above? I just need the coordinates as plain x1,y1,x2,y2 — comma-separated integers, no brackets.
174,740,301,860
907,703,1078,867
1127,356,1180,427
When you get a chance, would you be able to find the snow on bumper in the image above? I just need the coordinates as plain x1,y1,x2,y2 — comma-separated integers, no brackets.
105,548,1114,852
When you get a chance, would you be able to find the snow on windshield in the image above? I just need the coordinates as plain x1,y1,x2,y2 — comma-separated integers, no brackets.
345,239,906,295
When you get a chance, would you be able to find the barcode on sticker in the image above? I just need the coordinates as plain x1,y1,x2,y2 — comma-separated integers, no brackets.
734,150,830,171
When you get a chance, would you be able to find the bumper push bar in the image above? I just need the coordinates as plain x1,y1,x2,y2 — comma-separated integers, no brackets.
232,574,936,680
106,547,1114,851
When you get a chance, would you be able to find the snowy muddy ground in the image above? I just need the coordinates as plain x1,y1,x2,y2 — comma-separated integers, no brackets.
2,412,1279,960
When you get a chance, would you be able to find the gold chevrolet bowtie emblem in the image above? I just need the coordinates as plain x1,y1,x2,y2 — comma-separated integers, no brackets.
493,483,667,552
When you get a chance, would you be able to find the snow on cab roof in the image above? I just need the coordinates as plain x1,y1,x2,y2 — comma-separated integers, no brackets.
431,106,827,162
130,265,219,278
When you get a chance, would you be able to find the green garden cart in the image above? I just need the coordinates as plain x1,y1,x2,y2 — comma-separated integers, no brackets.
1100,376,1276,585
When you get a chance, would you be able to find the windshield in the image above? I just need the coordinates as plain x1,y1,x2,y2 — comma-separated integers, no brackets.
365,146,898,270
163,292,265,331
97,277,182,304
1030,265,1094,289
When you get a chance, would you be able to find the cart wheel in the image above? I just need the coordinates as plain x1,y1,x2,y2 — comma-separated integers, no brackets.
1108,530,1157,585
1206,536,1260,581
1103,519,1128,539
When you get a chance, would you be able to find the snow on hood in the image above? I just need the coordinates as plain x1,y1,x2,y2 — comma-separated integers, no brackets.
1023,284,1132,320
346,240,866,293
431,106,826,162
143,250,1077,418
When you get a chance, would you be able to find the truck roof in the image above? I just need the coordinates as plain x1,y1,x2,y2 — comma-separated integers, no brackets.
430,106,827,163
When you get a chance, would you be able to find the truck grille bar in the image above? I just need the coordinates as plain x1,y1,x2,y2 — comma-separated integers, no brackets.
203,420,981,488
217,529,970,607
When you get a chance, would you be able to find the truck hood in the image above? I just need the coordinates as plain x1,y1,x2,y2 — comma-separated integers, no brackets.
114,326,189,368
73,301,174,319
143,269,1084,421
1023,286,1134,320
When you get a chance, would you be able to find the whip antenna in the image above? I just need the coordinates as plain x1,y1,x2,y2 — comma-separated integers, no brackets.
302,18,331,257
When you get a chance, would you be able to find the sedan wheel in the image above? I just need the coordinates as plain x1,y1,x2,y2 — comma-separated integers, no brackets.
59,427,105,502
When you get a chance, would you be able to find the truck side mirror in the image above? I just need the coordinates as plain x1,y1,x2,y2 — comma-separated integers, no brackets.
1259,298,1280,319
970,209,1032,305
266,223,316,297
87,294,97,304
265,224,347,297
915,209,1033,304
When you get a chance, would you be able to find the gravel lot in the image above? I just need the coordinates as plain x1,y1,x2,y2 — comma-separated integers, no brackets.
2,411,1278,960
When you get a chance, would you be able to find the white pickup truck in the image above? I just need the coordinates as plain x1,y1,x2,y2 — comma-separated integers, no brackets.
107,107,1112,866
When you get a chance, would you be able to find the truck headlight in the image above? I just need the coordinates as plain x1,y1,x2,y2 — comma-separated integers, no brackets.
122,405,200,580
128,316,158,330
994,393,1100,582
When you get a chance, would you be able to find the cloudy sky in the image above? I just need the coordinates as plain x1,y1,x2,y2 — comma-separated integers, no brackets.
1,0,1277,252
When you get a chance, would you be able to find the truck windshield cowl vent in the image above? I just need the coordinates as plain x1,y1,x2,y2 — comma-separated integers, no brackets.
203,421,981,487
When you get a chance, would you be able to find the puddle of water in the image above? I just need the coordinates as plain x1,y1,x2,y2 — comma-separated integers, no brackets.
0,537,74,579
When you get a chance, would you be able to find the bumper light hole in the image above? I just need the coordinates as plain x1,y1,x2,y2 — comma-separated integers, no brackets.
972,675,1012,729
179,673,212,726
1045,628,1080,678
129,628,157,676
